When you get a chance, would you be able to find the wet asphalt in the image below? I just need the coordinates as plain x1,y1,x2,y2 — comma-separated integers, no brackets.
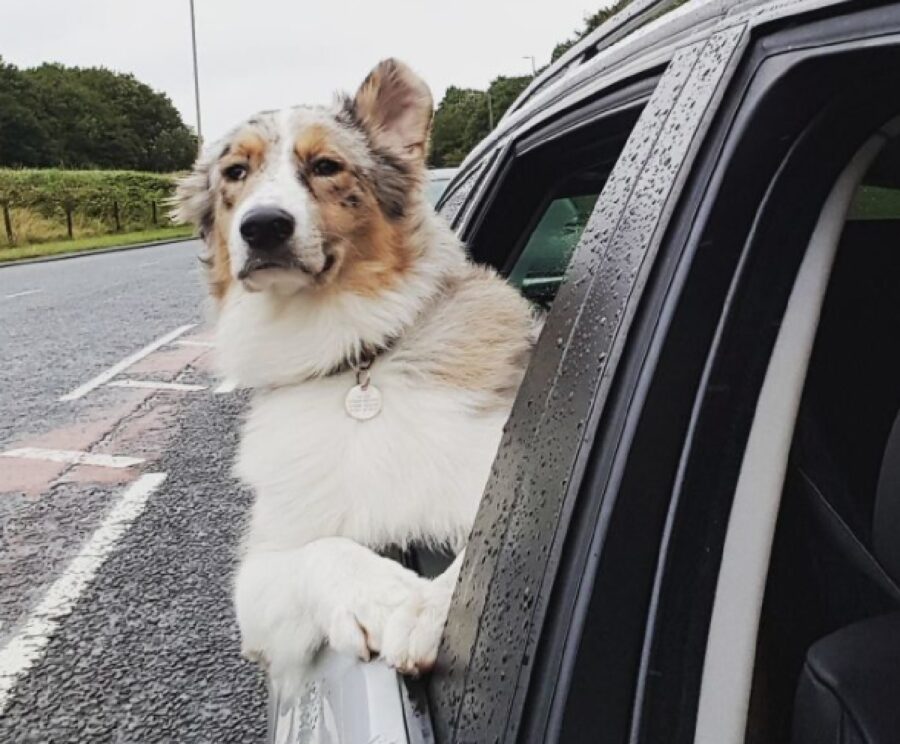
0,243,268,743
0,242,207,448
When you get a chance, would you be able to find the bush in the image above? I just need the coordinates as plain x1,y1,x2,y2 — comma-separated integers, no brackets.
0,169,182,246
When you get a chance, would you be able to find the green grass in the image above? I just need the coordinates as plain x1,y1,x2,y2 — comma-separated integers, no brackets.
0,225,193,262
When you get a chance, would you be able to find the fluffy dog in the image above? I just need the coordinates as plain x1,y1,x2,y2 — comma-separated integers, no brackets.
174,59,536,691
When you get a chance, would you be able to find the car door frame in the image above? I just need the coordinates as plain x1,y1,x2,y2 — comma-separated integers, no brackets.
428,20,750,744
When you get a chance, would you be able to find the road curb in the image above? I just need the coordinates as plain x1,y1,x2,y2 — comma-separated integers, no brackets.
0,236,198,268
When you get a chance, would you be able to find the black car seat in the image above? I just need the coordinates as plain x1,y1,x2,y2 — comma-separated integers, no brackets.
791,410,900,743
746,220,900,743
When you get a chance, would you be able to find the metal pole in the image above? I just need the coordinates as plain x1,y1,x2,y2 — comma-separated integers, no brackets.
486,90,494,130
190,0,203,151
523,55,537,76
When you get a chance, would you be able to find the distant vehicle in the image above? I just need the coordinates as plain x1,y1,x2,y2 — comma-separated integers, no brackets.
426,167,457,205
272,0,900,741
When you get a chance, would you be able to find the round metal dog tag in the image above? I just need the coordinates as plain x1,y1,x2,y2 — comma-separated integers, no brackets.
345,383,382,421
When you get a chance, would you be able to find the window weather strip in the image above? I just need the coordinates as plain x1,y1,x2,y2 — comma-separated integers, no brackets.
692,118,900,744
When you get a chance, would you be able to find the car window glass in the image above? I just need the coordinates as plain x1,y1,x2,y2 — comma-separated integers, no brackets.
426,178,451,205
507,193,600,306
847,184,900,219
848,136,900,219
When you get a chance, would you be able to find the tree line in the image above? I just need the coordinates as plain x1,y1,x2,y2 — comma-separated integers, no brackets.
0,3,635,173
0,57,196,172
428,0,634,167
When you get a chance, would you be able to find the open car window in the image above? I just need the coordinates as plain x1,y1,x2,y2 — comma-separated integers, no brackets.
848,136,900,220
508,193,600,306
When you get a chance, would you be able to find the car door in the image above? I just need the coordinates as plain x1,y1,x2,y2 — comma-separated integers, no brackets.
429,2,900,744
470,4,900,744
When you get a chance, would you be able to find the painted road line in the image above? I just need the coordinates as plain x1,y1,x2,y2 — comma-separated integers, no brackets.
214,379,238,394
0,472,167,713
107,379,207,392
0,447,144,469
175,339,214,348
4,289,42,299
59,324,195,401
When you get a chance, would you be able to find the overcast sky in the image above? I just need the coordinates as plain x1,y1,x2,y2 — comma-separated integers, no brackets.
2,0,608,143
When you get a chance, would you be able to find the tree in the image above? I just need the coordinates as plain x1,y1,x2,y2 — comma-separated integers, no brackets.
0,60,197,171
429,76,531,167
0,57,56,167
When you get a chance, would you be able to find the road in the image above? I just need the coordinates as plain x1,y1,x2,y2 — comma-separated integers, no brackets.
0,242,267,743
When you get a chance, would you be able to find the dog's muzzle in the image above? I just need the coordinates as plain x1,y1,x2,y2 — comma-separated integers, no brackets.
238,207,298,279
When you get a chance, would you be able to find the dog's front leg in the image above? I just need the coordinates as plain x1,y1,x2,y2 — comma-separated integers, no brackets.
381,550,465,675
235,536,428,692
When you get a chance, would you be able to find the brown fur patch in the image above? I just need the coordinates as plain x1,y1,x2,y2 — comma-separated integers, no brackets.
206,224,233,301
292,126,416,297
394,266,537,404
294,124,331,163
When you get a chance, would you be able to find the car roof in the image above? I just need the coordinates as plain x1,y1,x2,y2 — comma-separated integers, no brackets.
457,0,863,172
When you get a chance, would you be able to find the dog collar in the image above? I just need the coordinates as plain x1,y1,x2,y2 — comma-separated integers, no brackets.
344,349,382,421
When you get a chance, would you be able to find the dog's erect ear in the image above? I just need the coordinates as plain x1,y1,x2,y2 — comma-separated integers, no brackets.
352,59,433,163
170,149,215,237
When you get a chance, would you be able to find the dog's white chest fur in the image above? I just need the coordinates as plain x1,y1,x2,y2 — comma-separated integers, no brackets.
236,363,507,552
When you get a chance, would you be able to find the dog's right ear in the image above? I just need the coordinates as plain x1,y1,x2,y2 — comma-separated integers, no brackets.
170,149,215,237
351,59,434,164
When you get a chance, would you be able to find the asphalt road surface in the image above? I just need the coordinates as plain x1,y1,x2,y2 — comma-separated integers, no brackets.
0,242,267,743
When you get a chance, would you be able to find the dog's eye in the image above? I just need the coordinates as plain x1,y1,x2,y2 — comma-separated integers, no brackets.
311,159,343,177
223,164,248,182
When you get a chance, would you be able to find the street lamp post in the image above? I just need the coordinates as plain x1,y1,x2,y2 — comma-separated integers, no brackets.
189,0,203,152
523,55,537,77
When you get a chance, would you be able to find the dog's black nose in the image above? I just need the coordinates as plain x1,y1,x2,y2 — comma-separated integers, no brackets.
240,208,295,251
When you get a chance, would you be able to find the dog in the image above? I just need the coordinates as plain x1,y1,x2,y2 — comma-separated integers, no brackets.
173,59,537,692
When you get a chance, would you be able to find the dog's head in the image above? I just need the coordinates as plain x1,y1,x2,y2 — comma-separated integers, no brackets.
173,59,433,300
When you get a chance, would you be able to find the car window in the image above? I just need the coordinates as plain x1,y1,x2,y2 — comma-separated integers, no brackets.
746,128,900,744
426,178,452,205
460,82,656,316
847,184,900,219
507,194,600,306
847,136,900,220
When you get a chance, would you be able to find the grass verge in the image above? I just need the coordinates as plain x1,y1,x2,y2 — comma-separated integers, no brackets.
0,226,194,263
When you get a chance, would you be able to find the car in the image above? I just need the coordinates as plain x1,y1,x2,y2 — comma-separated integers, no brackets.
427,167,458,205
271,0,900,741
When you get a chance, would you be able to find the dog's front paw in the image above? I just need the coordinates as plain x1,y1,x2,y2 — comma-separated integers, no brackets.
380,582,452,676
325,558,427,663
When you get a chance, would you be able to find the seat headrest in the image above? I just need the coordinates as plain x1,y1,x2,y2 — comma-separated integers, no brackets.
874,408,900,584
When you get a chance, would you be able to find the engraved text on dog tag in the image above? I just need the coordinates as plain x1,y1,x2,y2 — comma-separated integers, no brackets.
345,383,382,421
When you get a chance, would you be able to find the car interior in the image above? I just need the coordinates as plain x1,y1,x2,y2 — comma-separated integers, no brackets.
464,96,648,309
746,133,900,744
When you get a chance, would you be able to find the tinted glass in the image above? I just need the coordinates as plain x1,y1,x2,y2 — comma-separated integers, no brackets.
848,136,900,219
508,193,600,306
426,178,452,205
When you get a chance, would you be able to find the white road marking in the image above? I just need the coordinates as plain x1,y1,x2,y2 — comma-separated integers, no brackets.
107,379,207,392
0,472,167,713
0,447,144,469
4,289,42,299
59,324,195,401
137,261,159,267
214,379,238,394
175,339,214,348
